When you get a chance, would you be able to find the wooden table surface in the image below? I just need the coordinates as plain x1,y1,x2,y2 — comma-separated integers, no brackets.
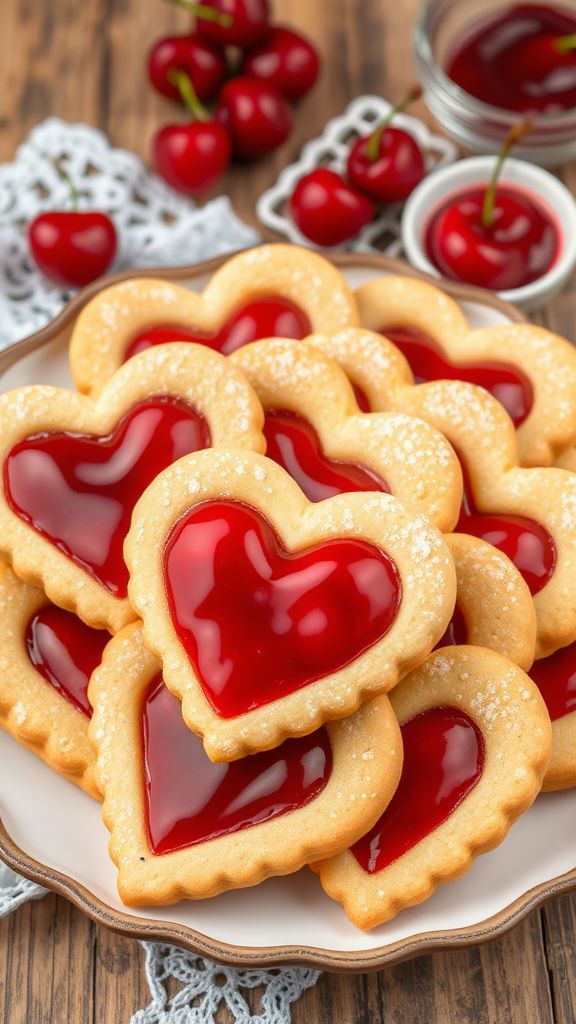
1,0,576,1020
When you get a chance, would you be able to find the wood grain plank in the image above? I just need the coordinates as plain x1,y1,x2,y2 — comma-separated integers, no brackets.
542,894,576,1024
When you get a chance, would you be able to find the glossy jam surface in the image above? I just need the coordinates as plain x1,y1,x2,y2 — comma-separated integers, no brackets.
446,4,576,114
352,706,484,873
263,409,389,502
457,494,556,597
26,605,109,716
425,187,559,292
529,642,576,720
125,297,311,361
164,500,401,718
5,398,210,598
383,326,534,428
436,603,468,648
143,675,332,855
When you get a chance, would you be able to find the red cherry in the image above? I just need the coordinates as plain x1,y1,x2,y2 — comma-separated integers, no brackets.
289,169,375,247
425,119,558,291
194,0,270,48
242,26,320,100
147,33,226,103
28,211,117,288
425,186,558,291
216,76,292,158
153,121,230,195
347,127,425,204
511,33,576,97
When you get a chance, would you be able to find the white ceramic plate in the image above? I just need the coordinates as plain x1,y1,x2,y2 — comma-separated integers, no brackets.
1,253,574,970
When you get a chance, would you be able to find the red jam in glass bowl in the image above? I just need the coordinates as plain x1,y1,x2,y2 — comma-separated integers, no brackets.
446,4,576,115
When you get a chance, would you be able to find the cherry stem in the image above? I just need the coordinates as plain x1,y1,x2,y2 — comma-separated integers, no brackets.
556,33,576,51
366,86,423,162
169,69,208,120
58,167,79,212
481,118,533,229
165,0,233,26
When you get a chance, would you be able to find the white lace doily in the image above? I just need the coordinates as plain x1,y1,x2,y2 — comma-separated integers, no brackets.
0,118,259,346
0,118,320,1024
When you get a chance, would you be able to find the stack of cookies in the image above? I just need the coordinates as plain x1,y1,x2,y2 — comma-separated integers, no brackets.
2,243,576,930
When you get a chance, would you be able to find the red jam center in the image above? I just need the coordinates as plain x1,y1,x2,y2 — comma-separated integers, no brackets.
352,706,485,874
25,605,109,717
163,500,401,719
263,409,389,502
529,642,576,721
436,602,468,648
456,461,556,596
125,297,311,361
382,326,534,428
4,397,210,598
143,675,332,855
446,4,576,114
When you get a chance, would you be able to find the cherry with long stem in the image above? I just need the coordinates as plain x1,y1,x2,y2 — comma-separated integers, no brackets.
481,118,533,228
365,86,422,161
346,86,426,204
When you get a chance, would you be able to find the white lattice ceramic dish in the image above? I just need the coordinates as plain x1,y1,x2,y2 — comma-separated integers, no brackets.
1,252,575,971
256,95,457,254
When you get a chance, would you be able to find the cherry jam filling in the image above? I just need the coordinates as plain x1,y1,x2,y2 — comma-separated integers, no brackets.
456,461,556,597
163,500,401,718
25,604,109,717
263,409,389,502
143,675,332,855
446,3,576,115
125,297,311,361
4,397,210,598
352,706,485,873
529,642,576,721
382,326,534,428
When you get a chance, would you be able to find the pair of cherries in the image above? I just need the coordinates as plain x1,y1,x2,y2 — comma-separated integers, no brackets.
289,88,426,247
150,0,320,196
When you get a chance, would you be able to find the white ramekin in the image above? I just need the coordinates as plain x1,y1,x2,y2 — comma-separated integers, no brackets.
401,157,576,312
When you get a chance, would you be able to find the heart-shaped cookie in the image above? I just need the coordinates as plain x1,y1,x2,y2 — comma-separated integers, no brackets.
311,329,576,658
529,643,576,791
355,275,576,467
0,343,264,632
231,338,462,532
0,562,107,797
69,244,358,396
314,646,552,930
441,533,536,669
88,622,403,905
125,449,456,761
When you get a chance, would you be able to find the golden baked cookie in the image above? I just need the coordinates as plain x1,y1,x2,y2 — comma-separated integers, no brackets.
529,643,576,791
442,533,536,670
0,343,264,633
125,449,456,762
69,244,358,396
0,562,108,798
88,622,403,906
311,328,576,659
355,275,576,467
314,646,552,930
231,337,462,532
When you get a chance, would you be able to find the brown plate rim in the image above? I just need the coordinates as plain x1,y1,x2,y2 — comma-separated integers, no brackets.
1,245,568,974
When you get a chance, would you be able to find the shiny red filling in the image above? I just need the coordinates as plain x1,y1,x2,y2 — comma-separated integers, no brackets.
352,706,485,874
125,297,311,360
456,460,556,597
382,326,534,428
25,604,109,717
263,409,389,502
529,642,576,721
143,675,332,855
163,500,401,718
4,397,210,598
